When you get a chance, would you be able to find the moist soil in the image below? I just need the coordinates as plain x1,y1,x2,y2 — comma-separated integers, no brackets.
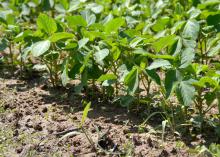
0,74,212,157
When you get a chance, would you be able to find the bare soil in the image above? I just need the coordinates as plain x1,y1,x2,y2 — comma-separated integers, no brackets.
0,76,206,157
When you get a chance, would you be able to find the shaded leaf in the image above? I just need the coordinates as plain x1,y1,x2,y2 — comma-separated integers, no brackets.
176,80,195,106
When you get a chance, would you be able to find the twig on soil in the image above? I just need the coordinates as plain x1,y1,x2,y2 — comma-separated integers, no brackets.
53,128,80,136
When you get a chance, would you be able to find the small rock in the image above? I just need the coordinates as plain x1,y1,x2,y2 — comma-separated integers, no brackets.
133,136,142,146
159,149,169,157
33,123,43,131
171,148,177,155
13,129,19,137
42,107,48,113
147,137,153,147
16,147,23,154
25,110,32,115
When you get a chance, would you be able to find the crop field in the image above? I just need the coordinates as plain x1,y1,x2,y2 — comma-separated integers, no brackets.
0,0,220,156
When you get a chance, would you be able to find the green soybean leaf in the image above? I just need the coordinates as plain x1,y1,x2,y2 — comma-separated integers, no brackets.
49,32,74,42
124,67,139,95
94,49,109,66
147,59,171,70
97,74,117,82
37,13,57,35
61,60,69,86
171,36,182,56
81,10,96,26
165,70,178,98
207,13,220,31
182,38,197,49
87,3,103,14
118,64,129,83
80,51,92,73
171,21,186,34
176,80,195,106
0,39,8,51
151,16,170,32
144,70,161,85
198,0,220,9
208,42,220,56
78,38,89,49
179,48,195,69
193,77,218,88
66,15,87,27
105,17,125,34
182,19,200,40
32,40,51,57
80,102,91,127
152,35,176,52
130,37,144,48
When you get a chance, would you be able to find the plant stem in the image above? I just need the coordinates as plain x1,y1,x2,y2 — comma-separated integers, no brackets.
9,42,14,74
19,44,23,78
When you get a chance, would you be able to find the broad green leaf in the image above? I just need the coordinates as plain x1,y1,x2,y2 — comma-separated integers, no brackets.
165,70,178,98
49,32,74,42
81,10,96,26
171,21,186,34
176,80,195,106
170,36,182,56
68,1,80,12
80,51,92,73
179,48,195,69
151,16,170,32
32,40,51,57
144,69,161,85
97,74,117,82
94,49,109,66
86,3,103,14
182,19,200,40
187,8,201,19
124,67,139,95
152,35,176,52
112,46,121,61
207,13,220,31
198,0,220,9
78,38,89,49
193,77,219,88
208,42,220,56
80,102,91,127
130,37,144,48
14,30,32,42
66,15,87,28
0,39,8,51
102,13,113,24
60,0,69,10
61,60,69,86
105,17,125,34
118,64,129,83
37,13,57,35
147,59,171,70
182,39,197,48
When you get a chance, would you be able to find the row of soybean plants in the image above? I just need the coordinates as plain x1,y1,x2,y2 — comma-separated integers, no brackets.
0,0,220,133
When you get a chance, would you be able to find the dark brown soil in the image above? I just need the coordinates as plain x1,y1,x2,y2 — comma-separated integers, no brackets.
0,77,200,157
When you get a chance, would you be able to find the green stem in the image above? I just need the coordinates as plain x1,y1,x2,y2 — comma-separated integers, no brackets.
19,44,23,78
9,42,14,74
